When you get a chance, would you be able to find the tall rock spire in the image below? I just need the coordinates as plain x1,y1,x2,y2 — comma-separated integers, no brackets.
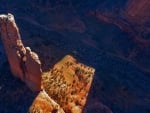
0,13,42,91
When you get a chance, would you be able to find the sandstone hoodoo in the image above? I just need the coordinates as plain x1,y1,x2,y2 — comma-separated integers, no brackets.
0,13,95,113
0,13,42,91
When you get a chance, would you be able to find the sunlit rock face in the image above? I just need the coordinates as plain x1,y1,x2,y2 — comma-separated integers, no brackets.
0,14,42,91
0,1,150,113
29,90,65,113
29,55,95,113
42,55,95,113
0,14,95,113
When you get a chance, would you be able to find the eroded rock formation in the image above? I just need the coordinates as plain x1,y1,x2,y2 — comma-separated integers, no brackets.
29,90,65,113
0,13,95,113
29,55,95,113
42,55,95,113
0,14,42,91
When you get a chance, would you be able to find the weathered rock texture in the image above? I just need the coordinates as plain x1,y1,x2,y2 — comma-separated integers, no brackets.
0,14,42,91
0,1,149,113
29,90,65,113
0,14,95,113
42,55,95,113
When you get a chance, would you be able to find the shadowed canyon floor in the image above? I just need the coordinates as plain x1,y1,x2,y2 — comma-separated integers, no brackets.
0,0,150,113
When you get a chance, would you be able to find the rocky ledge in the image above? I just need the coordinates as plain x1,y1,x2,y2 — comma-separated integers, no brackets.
0,13,95,113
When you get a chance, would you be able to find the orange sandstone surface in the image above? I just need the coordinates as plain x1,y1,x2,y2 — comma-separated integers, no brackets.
42,55,95,113
29,90,65,113
0,14,95,113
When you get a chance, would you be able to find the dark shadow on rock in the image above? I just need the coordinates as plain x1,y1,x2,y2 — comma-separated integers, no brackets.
0,61,39,113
